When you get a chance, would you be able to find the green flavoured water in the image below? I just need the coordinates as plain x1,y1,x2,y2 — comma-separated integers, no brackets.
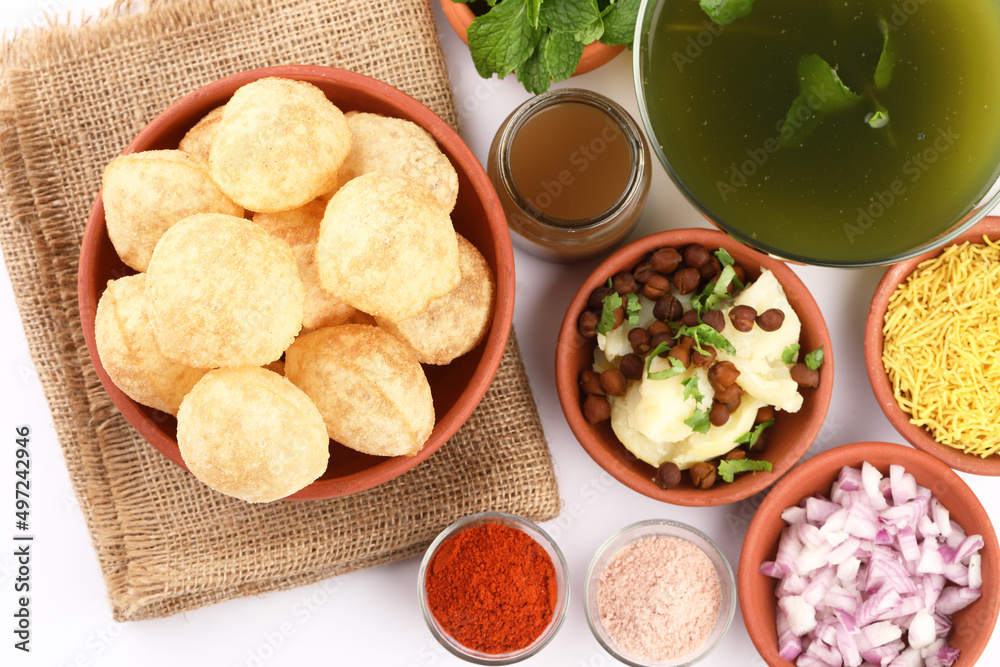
641,0,1000,264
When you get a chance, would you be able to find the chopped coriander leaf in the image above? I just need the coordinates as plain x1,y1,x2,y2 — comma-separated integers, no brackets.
685,408,711,434
805,346,824,371
648,356,686,381
625,292,642,326
714,248,735,268
681,376,704,403
597,291,623,335
645,341,671,376
692,265,737,313
718,458,772,483
734,418,775,450
675,323,736,355
782,343,800,365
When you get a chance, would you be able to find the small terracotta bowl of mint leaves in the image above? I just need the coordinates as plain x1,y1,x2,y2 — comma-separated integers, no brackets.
555,228,833,506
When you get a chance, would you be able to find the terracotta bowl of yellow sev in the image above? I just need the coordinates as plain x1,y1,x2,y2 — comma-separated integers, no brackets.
865,216,1000,475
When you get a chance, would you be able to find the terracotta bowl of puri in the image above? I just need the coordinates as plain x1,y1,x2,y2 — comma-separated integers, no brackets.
555,228,833,506
738,442,1000,667
77,65,515,501
865,216,1000,475
437,0,625,78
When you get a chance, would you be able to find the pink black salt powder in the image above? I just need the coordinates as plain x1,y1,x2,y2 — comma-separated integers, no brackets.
597,535,722,661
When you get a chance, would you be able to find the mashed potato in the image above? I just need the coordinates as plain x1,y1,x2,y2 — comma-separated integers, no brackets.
600,269,803,470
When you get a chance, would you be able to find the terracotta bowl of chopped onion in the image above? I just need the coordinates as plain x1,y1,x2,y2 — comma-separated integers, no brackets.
555,228,833,507
865,216,1000,475
738,441,1000,667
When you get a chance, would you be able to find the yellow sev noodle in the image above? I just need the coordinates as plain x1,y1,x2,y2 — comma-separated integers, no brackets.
882,236,1000,457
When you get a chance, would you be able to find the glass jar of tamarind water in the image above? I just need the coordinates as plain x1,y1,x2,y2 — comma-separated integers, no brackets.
488,89,651,263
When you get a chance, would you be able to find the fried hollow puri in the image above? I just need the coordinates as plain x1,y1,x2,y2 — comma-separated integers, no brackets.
253,200,356,330
284,324,434,457
340,112,459,212
94,274,207,414
146,213,304,368
102,149,243,271
209,77,351,212
177,367,329,503
316,172,460,321
376,234,495,365
178,105,225,162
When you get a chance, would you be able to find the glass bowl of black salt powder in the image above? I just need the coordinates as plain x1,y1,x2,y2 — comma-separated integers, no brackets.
418,511,570,664
585,519,736,667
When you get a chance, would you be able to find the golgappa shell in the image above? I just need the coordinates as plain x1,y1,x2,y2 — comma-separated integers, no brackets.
316,172,460,321
284,324,434,457
101,149,242,271
146,213,304,368
94,273,207,414
177,367,330,503
209,77,351,212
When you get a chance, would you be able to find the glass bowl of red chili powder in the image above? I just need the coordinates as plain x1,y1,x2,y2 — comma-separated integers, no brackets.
585,519,736,667
418,510,570,664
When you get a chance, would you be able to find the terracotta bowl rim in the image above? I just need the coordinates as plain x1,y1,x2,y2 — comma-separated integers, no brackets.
737,441,1000,667
864,215,1000,475
77,64,515,501
555,227,834,507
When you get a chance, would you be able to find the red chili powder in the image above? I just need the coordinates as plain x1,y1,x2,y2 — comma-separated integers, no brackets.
425,522,558,654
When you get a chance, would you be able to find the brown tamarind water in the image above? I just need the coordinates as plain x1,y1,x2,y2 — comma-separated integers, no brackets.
508,101,633,224
640,0,1000,264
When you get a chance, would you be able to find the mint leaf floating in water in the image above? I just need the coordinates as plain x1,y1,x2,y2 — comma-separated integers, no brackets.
699,0,754,26
467,0,542,79
779,54,862,148
875,15,896,89
866,108,890,129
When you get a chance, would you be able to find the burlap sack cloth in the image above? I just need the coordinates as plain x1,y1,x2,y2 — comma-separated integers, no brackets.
0,0,561,621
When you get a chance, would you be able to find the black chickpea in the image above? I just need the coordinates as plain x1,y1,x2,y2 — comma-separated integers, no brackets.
729,304,757,332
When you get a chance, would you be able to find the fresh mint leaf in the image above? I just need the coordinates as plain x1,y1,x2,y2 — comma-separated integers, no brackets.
597,290,622,335
600,0,641,47
875,15,895,89
527,0,543,28
675,323,736,355
539,0,602,33
718,458,773,483
685,408,711,434
681,376,704,403
805,346,824,371
699,0,753,27
516,34,555,94
782,343,800,365
543,29,586,82
779,54,861,148
624,292,642,326
467,0,543,79
648,356,686,381
734,418,775,450
575,17,605,45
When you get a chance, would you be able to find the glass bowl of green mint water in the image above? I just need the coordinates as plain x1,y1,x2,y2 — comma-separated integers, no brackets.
634,0,1000,267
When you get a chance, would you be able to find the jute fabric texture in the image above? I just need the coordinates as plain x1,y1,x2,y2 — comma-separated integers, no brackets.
0,0,560,621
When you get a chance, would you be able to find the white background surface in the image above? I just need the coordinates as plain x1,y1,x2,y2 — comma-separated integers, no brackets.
1,1,997,666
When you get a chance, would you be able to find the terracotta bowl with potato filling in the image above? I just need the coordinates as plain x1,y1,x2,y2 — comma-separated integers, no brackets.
738,442,1000,667
78,65,514,501
555,228,833,507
